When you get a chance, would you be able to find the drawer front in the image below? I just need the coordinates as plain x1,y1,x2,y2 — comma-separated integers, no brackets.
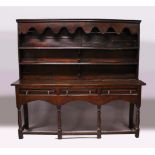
19,89,56,95
19,87,138,96
101,88,137,95
60,88,97,95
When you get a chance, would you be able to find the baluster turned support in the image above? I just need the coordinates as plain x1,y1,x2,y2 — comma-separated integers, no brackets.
23,104,29,129
135,103,140,138
97,105,101,139
17,105,23,139
129,103,134,129
57,105,62,139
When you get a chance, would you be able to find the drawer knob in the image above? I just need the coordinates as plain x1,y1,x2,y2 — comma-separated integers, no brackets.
26,90,28,95
66,89,69,95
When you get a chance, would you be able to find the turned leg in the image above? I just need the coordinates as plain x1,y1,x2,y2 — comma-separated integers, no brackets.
17,106,23,139
129,103,134,129
97,105,101,139
23,104,29,129
135,103,140,138
57,105,62,139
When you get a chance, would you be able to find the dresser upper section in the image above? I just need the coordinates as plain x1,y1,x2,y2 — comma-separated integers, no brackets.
17,19,141,49
16,19,141,81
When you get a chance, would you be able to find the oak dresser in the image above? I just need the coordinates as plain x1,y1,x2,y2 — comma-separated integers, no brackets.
11,19,146,139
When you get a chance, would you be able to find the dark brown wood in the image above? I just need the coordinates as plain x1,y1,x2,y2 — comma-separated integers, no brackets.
11,19,145,139
129,103,134,129
101,130,135,134
62,131,97,135
97,105,101,139
23,130,57,135
135,103,140,138
17,106,23,139
57,105,62,139
22,130,135,135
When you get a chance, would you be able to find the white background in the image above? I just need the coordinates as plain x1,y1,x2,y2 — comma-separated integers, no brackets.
0,6,155,148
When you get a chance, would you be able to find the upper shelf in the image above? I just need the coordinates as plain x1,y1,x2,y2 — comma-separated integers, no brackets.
20,62,137,65
19,47,139,50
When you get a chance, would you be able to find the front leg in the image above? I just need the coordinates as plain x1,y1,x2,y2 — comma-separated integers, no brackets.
97,105,101,139
57,105,62,139
135,103,140,138
17,105,23,139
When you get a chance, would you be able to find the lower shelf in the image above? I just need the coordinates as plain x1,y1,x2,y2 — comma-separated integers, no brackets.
22,129,135,135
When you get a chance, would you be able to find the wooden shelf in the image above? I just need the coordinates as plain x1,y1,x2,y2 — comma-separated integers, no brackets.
11,79,146,86
20,58,137,65
19,47,139,50
20,62,137,65
20,57,137,65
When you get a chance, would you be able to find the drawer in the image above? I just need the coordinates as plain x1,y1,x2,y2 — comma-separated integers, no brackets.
101,89,137,95
19,89,56,95
60,88,97,95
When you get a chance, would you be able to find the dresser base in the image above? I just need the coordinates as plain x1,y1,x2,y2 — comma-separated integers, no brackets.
12,79,145,139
